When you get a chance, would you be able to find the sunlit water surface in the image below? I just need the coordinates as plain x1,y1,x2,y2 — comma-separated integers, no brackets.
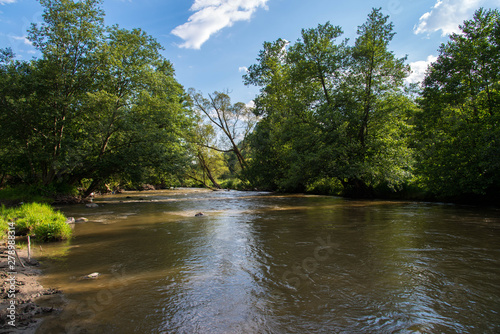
34,189,500,333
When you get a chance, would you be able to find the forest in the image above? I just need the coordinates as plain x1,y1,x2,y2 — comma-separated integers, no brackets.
0,0,499,204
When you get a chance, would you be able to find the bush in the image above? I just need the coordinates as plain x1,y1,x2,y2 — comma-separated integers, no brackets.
306,178,343,196
0,185,51,203
0,203,72,242
220,178,251,190
0,183,80,203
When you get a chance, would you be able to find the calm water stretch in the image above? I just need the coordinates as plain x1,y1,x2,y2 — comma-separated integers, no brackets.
35,189,500,333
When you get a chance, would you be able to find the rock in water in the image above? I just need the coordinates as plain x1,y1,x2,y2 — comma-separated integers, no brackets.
86,272,100,279
195,212,204,217
86,203,98,208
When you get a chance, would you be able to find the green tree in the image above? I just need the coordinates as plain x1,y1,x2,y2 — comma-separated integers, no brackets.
244,9,415,195
0,0,192,196
79,26,192,195
416,8,500,198
244,24,346,191
189,90,256,172
26,0,105,186
242,39,296,190
329,8,412,196
187,117,225,189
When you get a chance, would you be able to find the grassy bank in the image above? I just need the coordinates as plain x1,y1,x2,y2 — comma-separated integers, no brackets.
0,203,72,242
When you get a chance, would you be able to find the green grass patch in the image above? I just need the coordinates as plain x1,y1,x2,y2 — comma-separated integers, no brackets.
0,203,72,242
0,214,8,241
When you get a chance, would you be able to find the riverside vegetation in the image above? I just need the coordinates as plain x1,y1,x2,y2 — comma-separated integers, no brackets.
0,0,499,240
0,203,71,241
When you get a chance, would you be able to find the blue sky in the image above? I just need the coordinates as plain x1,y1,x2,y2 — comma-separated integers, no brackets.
1,0,499,104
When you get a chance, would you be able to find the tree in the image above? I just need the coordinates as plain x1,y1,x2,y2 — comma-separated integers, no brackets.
187,119,225,189
244,9,415,195
416,8,500,198
189,90,257,172
0,0,193,196
243,24,347,192
0,48,27,185
79,26,192,196
26,0,105,186
330,8,412,196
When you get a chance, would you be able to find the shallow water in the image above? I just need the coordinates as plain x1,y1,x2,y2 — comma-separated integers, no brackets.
35,189,500,333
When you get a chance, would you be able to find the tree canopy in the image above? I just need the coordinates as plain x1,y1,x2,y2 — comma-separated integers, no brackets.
0,0,193,196
416,8,500,199
243,8,416,196
1,3,498,203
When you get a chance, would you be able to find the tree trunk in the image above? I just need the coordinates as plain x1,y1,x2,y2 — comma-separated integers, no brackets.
187,174,218,191
197,151,222,189
84,178,102,198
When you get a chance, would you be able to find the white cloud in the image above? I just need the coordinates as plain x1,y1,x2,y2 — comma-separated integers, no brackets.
414,0,500,36
238,66,248,73
171,0,269,49
0,0,17,4
406,55,438,84
245,100,255,109
9,35,32,46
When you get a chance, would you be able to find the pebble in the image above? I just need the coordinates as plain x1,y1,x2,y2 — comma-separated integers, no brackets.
86,272,100,279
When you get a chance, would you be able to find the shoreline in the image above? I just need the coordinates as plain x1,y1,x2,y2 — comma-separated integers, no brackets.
0,243,61,333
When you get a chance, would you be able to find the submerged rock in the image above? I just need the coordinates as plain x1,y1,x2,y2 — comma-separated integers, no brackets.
66,217,89,224
85,272,100,279
86,203,98,208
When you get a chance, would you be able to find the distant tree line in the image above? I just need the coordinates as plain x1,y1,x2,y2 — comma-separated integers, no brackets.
0,0,498,203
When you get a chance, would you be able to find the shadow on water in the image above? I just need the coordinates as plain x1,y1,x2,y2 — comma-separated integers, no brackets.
35,189,500,333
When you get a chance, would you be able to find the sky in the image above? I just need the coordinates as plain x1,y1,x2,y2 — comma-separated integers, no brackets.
1,0,499,105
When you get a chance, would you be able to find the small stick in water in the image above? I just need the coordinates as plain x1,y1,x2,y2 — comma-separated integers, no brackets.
14,249,26,268
27,235,31,261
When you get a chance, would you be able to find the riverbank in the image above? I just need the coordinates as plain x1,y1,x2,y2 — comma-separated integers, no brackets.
0,244,61,333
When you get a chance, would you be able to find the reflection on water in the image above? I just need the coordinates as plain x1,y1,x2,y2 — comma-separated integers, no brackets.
36,189,500,333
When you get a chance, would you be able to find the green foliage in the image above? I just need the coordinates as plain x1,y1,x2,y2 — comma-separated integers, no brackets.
244,9,415,196
0,0,193,197
2,2,497,203
0,185,52,203
219,178,250,190
0,203,71,241
305,178,343,196
187,90,257,189
416,8,500,199
0,182,79,203
0,213,8,240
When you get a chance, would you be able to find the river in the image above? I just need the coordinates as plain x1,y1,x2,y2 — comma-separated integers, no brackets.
34,189,500,333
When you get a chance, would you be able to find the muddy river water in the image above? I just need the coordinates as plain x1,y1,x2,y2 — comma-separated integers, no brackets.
34,189,500,333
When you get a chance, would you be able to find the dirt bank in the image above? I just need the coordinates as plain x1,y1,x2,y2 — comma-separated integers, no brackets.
0,244,61,333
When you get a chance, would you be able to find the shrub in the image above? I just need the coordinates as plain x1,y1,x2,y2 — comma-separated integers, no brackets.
220,178,251,190
0,215,8,240
306,178,343,196
0,183,79,203
32,217,72,242
0,203,72,242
